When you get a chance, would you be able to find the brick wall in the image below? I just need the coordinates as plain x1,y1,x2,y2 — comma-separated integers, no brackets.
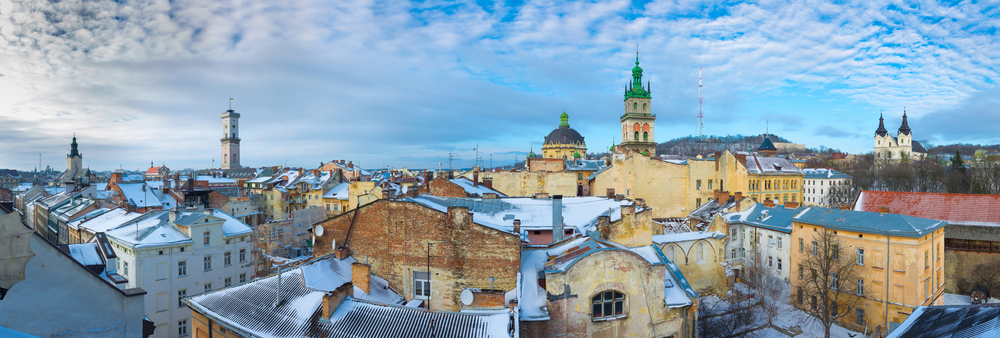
312,199,521,311
421,178,468,198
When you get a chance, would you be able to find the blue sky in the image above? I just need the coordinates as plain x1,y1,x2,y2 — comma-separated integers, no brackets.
1,0,998,171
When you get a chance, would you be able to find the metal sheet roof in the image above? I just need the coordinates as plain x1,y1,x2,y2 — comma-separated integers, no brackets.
794,207,946,238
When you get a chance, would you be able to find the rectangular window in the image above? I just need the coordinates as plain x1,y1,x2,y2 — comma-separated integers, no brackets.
225,277,232,287
768,235,774,247
204,255,212,271
925,281,930,300
240,249,247,262
812,241,818,256
768,256,773,268
778,259,782,271
696,198,702,207
799,238,804,252
123,261,129,278
178,289,187,308
696,180,702,190
857,249,865,265
708,180,713,190
857,279,865,295
856,308,864,325
731,229,737,240
798,264,803,278
414,271,431,299
925,251,929,269
178,319,188,337
224,252,232,266
204,231,210,246
777,237,782,249
832,245,839,260
205,282,212,293
178,261,187,277
832,272,839,289
155,292,167,312
240,273,247,283
797,288,803,304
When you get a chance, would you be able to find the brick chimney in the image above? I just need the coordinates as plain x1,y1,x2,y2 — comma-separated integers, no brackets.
606,188,615,199
763,199,775,207
784,201,799,208
513,219,521,235
734,192,743,201
596,215,611,239
840,205,849,210
320,283,353,323
473,170,479,187
614,194,624,201
335,245,351,260
714,190,720,200
879,206,890,214
620,204,635,218
482,178,493,190
719,191,730,205
351,263,371,294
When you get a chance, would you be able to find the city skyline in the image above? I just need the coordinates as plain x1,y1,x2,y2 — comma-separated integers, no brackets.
2,0,999,171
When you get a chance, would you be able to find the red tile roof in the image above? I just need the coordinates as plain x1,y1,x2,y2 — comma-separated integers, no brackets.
145,167,162,175
854,190,1000,226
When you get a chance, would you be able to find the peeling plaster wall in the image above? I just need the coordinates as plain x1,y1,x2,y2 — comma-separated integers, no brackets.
522,250,688,338
468,171,577,197
660,238,730,297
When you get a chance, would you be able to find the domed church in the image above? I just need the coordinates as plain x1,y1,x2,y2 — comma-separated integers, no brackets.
542,112,587,160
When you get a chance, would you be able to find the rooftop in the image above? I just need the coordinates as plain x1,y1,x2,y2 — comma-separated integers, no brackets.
803,168,852,180
744,155,802,175
794,207,947,238
727,204,808,233
322,182,350,200
448,177,506,197
854,190,1000,227
887,304,1000,338
104,209,252,248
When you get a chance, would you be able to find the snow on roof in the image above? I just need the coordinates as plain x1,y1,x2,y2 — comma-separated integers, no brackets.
196,175,237,184
327,297,513,337
105,211,191,248
74,208,143,233
725,204,806,233
854,190,1000,227
212,209,254,237
449,177,507,197
323,183,349,200
299,256,405,305
652,231,726,244
664,258,698,306
796,206,947,238
803,168,852,180
246,174,275,184
744,155,802,175
887,304,1000,338
406,195,635,235
68,243,103,266
116,182,162,208
564,159,606,171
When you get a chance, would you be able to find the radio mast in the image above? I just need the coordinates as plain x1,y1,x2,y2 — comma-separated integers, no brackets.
697,66,704,138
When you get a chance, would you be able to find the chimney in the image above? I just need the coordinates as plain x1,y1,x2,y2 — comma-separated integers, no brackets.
713,190,720,200
473,171,479,187
719,191,730,205
273,268,283,308
596,216,611,239
620,204,635,218
169,207,180,222
483,177,494,189
606,188,615,199
352,263,371,294
879,206,890,214
65,181,76,193
763,199,775,207
840,205,849,210
447,171,454,179
734,192,743,201
615,194,624,201
532,192,549,199
552,195,564,243
335,245,351,260
784,201,799,208
634,198,646,208
320,283,354,323
513,219,521,235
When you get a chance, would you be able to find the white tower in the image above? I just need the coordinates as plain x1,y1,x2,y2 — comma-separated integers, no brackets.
221,109,241,169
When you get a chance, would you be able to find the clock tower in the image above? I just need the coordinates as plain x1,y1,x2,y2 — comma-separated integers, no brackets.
618,52,656,157
221,109,241,169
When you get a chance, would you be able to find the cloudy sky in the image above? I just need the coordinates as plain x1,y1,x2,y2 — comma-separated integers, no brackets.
1,0,998,172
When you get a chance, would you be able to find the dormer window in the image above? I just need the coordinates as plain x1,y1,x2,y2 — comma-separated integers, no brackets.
592,291,626,321
203,231,211,246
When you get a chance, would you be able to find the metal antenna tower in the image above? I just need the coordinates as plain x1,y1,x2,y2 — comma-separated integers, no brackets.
697,65,704,138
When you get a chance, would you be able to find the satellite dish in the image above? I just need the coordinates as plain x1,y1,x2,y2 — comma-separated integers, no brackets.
315,225,324,237
402,185,408,194
460,289,474,306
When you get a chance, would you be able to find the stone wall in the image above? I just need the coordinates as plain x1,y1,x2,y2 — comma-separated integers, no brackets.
466,171,577,197
312,200,521,311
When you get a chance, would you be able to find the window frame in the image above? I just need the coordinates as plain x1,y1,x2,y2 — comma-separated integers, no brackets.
178,260,187,277
178,319,188,337
178,289,187,308
857,248,865,266
240,248,247,263
224,251,232,267
203,230,211,246
204,255,212,272
413,271,431,300
591,290,627,321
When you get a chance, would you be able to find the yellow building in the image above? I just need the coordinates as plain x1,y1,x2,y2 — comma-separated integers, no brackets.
322,182,350,217
592,150,749,218
743,138,804,205
789,208,947,334
541,112,587,160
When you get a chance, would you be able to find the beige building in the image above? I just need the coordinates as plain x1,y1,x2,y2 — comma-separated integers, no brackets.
541,112,587,160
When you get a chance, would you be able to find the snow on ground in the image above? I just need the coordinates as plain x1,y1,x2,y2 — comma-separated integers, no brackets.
701,284,863,338
943,292,1000,305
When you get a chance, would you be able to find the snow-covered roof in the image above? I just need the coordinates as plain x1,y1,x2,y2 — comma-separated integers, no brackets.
448,177,507,197
744,155,802,175
726,204,807,233
405,195,636,235
300,257,404,305
115,182,162,208
104,209,251,248
195,175,237,185
245,174,275,184
72,208,143,233
322,183,349,200
327,297,514,338
887,304,1000,338
564,159,606,172
67,243,103,266
803,168,851,180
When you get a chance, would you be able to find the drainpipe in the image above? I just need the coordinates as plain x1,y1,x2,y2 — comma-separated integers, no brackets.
552,195,563,243
885,235,890,335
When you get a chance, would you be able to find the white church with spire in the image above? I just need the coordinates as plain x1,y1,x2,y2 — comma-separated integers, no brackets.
874,109,926,162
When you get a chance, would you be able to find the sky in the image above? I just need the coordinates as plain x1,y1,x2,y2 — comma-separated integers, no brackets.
1,0,999,172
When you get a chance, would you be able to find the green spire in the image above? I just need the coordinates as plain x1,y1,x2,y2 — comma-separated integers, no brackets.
625,47,650,101
560,111,569,127
69,134,81,158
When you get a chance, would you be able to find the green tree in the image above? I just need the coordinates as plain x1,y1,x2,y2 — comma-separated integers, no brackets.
947,150,971,193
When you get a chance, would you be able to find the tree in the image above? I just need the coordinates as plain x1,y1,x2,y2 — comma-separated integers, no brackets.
947,150,971,193
742,248,784,328
825,181,855,208
794,230,868,338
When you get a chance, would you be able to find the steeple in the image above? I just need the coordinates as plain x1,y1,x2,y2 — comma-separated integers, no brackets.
875,112,888,137
68,134,81,158
625,46,650,100
560,111,569,127
898,108,911,135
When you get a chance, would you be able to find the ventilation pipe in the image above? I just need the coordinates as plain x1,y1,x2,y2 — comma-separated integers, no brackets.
552,195,564,243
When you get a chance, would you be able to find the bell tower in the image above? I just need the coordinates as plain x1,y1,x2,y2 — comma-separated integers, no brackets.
221,109,241,169
618,50,656,157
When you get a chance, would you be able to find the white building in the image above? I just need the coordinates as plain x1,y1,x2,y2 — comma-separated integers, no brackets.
802,168,852,207
104,207,253,338
724,203,806,302
874,110,926,162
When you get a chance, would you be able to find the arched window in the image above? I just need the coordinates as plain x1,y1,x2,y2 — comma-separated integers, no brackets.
633,102,637,111
223,154,228,163
634,131,639,140
642,103,646,112
643,132,648,141
592,291,626,320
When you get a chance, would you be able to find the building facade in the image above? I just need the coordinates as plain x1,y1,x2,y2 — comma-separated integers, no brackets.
802,168,852,207
542,112,588,160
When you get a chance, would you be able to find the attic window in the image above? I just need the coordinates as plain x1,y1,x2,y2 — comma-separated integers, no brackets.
773,164,782,170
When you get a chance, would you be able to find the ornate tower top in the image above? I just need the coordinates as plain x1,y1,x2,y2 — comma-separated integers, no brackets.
560,111,569,127
624,48,650,101
898,108,911,135
875,112,888,137
68,135,81,158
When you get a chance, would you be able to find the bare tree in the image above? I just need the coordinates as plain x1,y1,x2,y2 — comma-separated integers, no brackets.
825,181,855,208
742,251,784,328
970,161,1000,194
794,230,868,338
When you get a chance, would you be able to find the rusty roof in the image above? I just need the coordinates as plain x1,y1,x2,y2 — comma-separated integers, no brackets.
854,190,1000,226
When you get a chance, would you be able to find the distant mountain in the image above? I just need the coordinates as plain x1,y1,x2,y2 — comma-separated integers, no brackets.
925,143,1000,156
656,134,795,157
